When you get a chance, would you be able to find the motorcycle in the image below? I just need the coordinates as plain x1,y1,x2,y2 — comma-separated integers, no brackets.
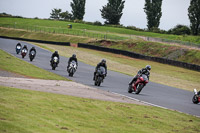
94,66,106,86
29,50,36,61
16,45,22,54
67,61,77,77
128,74,149,94
21,48,28,58
51,56,59,70
192,89,200,104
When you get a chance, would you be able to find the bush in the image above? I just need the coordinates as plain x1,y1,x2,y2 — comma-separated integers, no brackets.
93,21,102,26
168,24,191,35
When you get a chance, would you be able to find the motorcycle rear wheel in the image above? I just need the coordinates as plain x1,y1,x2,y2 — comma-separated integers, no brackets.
128,85,133,93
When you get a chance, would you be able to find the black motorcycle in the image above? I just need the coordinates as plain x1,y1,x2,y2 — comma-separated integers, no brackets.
51,56,59,70
94,66,106,86
29,50,36,61
16,45,22,54
67,60,77,77
192,89,200,104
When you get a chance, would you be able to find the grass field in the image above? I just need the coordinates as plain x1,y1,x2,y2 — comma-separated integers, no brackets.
1,86,200,133
0,49,68,80
32,42,200,91
0,17,200,44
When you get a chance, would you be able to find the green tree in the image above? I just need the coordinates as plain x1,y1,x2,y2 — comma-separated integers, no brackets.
100,0,125,25
60,11,72,20
50,8,62,20
144,0,162,30
70,0,86,20
188,0,200,35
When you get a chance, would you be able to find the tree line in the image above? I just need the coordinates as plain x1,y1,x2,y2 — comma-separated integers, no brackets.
50,0,200,35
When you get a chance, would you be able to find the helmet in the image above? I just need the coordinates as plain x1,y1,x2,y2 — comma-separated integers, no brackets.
55,51,58,54
101,59,106,64
146,65,151,71
24,45,27,48
17,43,21,46
72,54,76,58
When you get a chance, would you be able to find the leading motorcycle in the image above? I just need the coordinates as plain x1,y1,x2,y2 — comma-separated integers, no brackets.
51,56,59,70
67,60,77,77
94,66,106,86
16,45,22,54
192,89,200,104
128,74,149,94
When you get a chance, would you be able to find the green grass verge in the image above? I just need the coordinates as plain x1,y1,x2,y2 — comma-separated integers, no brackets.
89,40,200,65
0,86,200,133
32,43,200,91
0,49,68,80
0,17,200,44
0,28,93,44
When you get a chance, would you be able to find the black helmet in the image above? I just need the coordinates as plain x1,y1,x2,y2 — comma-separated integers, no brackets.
55,51,58,54
17,42,21,46
146,65,151,71
24,45,27,48
72,54,76,58
101,59,106,64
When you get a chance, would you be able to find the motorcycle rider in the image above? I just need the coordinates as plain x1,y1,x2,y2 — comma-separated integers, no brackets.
93,59,107,80
50,51,60,64
29,47,36,56
129,65,151,86
67,54,78,69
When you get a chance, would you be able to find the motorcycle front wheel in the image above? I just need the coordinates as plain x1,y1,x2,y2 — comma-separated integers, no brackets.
192,95,199,104
135,84,144,94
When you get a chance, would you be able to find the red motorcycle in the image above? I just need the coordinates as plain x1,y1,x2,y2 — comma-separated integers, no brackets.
128,74,149,94
192,89,200,104
21,48,28,58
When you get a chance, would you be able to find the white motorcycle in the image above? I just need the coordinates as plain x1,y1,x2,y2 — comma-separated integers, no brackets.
51,56,59,70
67,61,77,77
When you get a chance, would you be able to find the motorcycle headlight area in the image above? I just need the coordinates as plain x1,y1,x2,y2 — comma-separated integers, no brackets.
17,46,21,49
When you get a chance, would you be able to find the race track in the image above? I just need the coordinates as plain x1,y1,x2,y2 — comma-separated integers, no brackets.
0,38,199,117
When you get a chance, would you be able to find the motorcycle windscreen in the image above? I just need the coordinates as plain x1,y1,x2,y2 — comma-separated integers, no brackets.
98,66,106,75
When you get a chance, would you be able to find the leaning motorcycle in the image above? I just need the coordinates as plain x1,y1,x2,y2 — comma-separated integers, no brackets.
16,45,22,54
21,48,28,58
192,89,200,104
51,56,59,70
94,66,106,86
67,60,77,77
29,50,36,61
128,74,149,94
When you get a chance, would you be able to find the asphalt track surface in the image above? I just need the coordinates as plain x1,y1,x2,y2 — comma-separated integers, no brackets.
0,38,199,117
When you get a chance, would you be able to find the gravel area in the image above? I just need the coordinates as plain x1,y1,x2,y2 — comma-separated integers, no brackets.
0,69,26,78
0,70,147,105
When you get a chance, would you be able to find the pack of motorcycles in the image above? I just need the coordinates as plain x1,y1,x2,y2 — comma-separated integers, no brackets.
15,44,200,104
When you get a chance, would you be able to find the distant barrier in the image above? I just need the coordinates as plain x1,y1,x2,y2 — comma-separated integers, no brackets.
78,43,200,71
0,36,70,46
